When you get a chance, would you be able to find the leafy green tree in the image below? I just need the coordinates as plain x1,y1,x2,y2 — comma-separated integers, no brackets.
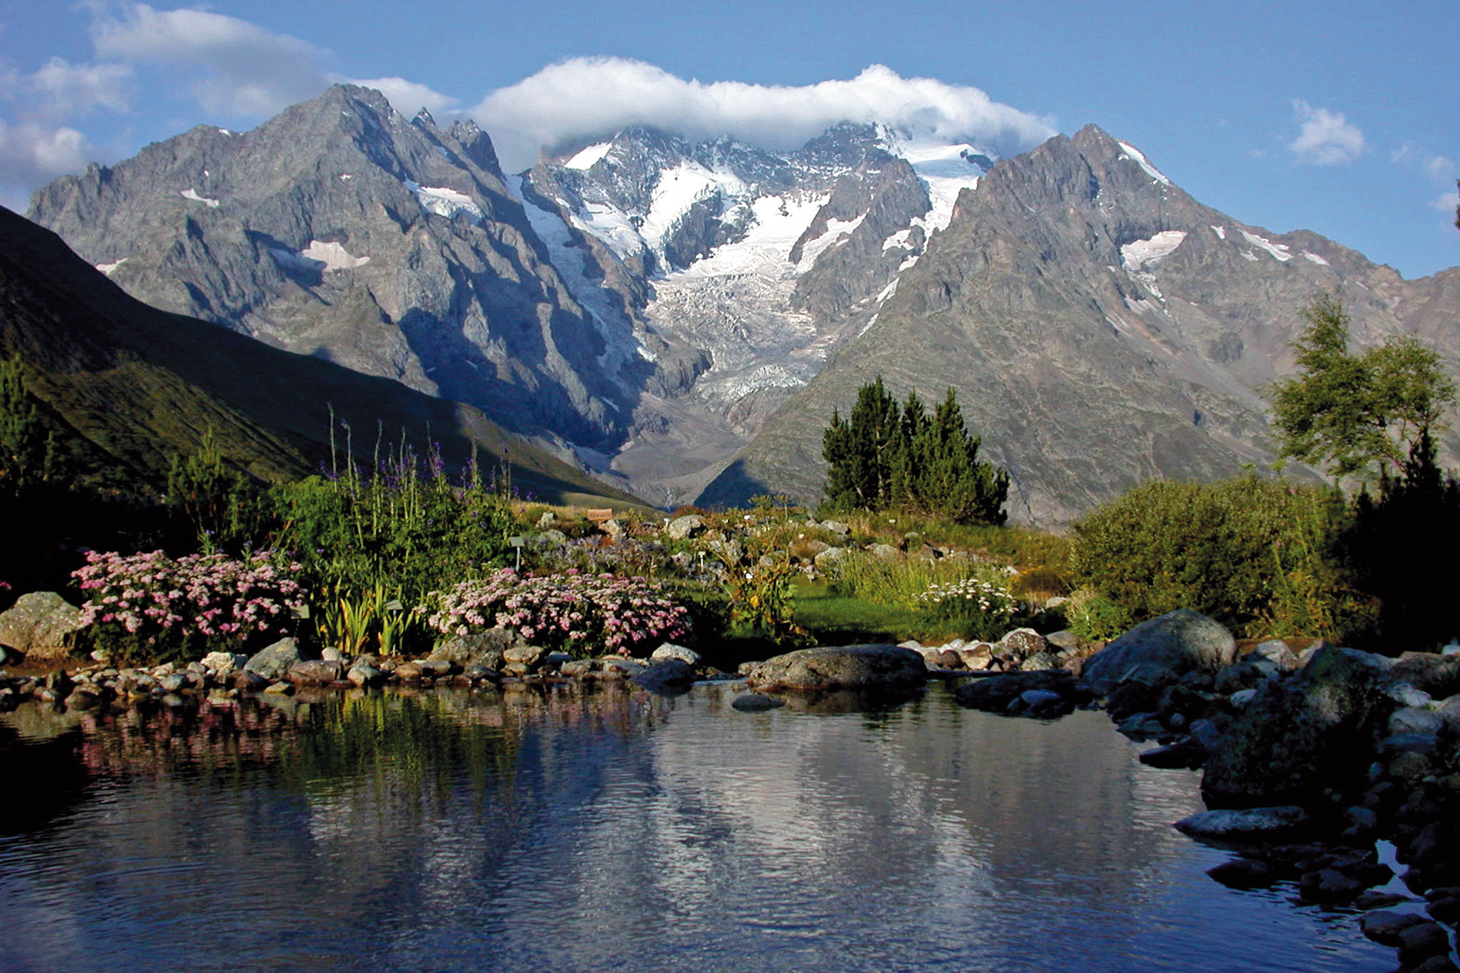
1270,293,1455,488
823,378,1008,524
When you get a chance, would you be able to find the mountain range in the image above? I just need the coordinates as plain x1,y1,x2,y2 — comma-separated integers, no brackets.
23,84,1460,524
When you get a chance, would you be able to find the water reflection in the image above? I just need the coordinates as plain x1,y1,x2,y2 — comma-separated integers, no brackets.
0,681,1392,972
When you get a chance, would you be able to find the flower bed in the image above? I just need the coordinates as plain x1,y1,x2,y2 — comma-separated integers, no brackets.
422,569,690,658
73,549,304,663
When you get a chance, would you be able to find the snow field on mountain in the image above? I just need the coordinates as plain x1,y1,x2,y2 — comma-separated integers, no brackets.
890,133,989,233
1120,230,1188,271
1116,140,1172,185
671,192,830,279
403,180,484,222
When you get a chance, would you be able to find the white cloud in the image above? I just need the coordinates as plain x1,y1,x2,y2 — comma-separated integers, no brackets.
90,2,329,116
28,57,134,118
1429,189,1459,216
1288,100,1364,166
471,58,1057,173
344,76,459,118
0,119,97,206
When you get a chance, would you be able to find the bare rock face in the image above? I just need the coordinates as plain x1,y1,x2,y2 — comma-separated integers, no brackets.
28,85,630,447
705,125,1460,525
744,644,927,693
0,592,84,662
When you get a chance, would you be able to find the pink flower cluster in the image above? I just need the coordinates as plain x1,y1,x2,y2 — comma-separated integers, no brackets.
423,568,690,657
73,549,305,641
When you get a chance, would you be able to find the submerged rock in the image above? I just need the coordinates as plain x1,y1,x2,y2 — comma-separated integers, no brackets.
1174,806,1309,839
744,645,926,694
731,693,785,712
954,670,1090,718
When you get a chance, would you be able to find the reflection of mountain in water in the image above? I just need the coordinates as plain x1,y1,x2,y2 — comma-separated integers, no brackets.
0,682,1391,972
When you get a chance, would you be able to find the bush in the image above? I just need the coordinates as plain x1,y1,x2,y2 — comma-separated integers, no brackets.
1070,475,1365,641
421,569,691,659
913,569,1018,641
73,549,304,664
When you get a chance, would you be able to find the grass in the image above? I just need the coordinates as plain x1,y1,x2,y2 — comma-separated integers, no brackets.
794,578,965,646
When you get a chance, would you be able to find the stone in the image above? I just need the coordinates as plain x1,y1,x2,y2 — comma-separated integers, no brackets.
1361,910,1431,945
666,514,706,541
1389,652,1460,700
1174,806,1309,839
1411,956,1460,973
999,628,1049,660
954,670,1089,717
428,629,520,670
1252,639,1301,670
200,651,241,674
1392,707,1446,737
1139,741,1205,769
262,681,293,695
393,662,424,681
0,592,85,662
632,659,696,693
347,664,384,688
1188,719,1225,755
1080,609,1237,695
1202,647,1391,808
1213,659,1275,696
651,643,702,667
287,660,344,686
159,673,188,693
1388,682,1434,708
1298,868,1367,902
244,638,304,681
745,645,927,694
732,693,785,712
558,660,592,678
502,643,549,671
813,547,847,569
1398,922,1452,967
867,544,899,561
821,521,850,536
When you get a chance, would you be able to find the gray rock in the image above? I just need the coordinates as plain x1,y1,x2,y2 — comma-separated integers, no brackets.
1388,682,1434,708
631,659,696,693
666,515,706,541
428,629,519,670
159,673,188,693
1174,806,1309,838
244,638,303,681
731,693,785,712
998,628,1049,660
287,660,344,685
820,521,850,536
1080,609,1237,695
1398,922,1452,967
745,645,927,693
502,643,549,671
347,664,384,688
867,544,899,561
1391,707,1445,737
1202,647,1390,807
651,643,702,667
1388,652,1460,700
1360,910,1431,946
813,547,847,569
955,670,1089,716
0,592,85,662
1252,639,1301,670
1188,718,1224,755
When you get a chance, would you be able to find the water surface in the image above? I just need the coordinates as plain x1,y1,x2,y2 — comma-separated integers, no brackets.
0,681,1395,972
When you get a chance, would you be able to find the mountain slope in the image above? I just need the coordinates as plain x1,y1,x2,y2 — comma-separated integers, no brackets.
0,205,640,507
702,125,1460,524
25,84,638,448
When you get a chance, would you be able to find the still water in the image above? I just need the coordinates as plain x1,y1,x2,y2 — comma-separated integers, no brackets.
0,681,1395,972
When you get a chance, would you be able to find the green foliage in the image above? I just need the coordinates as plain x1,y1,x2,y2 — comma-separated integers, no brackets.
823,378,1008,524
912,569,1018,642
1270,293,1456,488
1063,588,1138,643
1071,475,1364,641
272,438,515,654
165,427,271,553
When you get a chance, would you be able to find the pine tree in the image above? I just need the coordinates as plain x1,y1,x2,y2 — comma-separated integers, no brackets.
822,378,1008,524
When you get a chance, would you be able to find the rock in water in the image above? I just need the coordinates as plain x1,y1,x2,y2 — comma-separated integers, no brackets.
744,645,926,693
1080,609,1237,695
1174,805,1309,838
244,638,304,681
1202,646,1389,808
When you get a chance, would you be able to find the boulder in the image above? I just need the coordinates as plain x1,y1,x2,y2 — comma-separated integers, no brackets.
1080,609,1237,695
666,514,706,541
1388,652,1460,700
631,659,697,694
0,592,85,662
651,643,702,667
244,638,304,681
428,629,520,670
744,645,927,694
286,660,344,686
1202,647,1391,808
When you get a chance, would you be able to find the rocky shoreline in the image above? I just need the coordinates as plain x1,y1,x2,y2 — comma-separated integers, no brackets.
3,607,1458,970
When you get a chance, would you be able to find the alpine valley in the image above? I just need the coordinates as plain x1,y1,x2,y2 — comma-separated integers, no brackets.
24,84,1460,524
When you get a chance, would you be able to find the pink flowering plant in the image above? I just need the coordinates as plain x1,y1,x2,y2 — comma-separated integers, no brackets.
73,549,305,664
421,569,691,658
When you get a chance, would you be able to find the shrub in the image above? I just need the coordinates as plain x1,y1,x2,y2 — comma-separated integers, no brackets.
73,549,304,664
1070,475,1363,640
421,569,691,659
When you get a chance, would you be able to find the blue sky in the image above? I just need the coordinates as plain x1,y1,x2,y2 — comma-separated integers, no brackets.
2,0,1456,279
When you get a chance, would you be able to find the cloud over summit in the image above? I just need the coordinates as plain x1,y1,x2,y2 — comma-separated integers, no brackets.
471,58,1057,172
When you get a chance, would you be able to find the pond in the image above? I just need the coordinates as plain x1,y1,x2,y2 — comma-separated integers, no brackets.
0,680,1398,972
